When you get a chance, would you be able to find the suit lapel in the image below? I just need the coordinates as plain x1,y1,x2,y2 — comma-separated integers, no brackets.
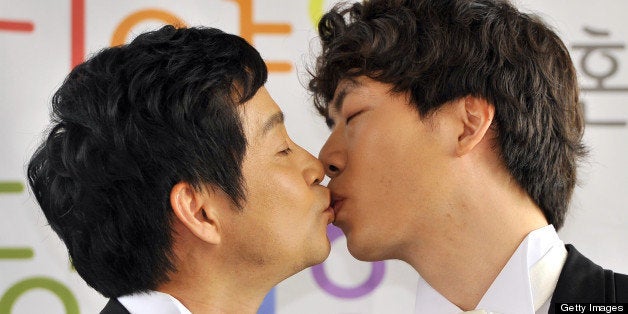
548,245,607,312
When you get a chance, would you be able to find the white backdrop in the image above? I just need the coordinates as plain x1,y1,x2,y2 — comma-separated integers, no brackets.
1,1,626,313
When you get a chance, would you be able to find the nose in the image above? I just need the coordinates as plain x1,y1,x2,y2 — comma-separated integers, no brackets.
318,129,345,179
300,145,325,186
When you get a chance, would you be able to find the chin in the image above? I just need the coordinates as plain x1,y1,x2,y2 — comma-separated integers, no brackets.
306,239,332,267
346,237,384,262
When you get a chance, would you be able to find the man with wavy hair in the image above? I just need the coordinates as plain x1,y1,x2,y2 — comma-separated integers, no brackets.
28,25,335,313
309,0,628,312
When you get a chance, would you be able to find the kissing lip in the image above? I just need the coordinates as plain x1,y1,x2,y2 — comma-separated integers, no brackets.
321,191,335,223
323,206,335,224
330,194,346,217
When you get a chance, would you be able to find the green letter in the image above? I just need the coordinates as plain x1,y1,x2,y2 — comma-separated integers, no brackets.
0,277,79,314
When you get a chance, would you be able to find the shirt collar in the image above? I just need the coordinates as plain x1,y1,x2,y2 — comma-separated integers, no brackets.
117,290,192,314
414,225,566,314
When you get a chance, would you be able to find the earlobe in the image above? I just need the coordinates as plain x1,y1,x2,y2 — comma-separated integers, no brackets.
170,182,221,245
456,96,495,156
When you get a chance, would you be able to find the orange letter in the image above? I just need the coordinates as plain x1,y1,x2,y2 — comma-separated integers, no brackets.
111,9,186,46
228,0,292,72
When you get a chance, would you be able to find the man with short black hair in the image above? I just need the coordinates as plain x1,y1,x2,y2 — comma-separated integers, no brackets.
28,25,335,313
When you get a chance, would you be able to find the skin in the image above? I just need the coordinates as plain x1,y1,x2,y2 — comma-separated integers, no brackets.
160,87,334,313
228,87,334,274
319,76,548,310
319,76,448,261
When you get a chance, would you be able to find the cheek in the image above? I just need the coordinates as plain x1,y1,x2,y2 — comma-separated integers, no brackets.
266,168,309,206
349,121,420,180
243,171,319,255
346,122,435,214
247,166,315,226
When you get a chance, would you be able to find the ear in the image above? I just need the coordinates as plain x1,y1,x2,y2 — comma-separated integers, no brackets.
170,182,222,245
455,96,495,157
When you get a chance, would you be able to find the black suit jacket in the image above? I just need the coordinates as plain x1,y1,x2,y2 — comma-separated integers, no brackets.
549,245,628,313
100,298,131,314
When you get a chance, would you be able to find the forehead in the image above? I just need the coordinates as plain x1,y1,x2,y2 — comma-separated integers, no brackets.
329,76,400,114
238,87,282,139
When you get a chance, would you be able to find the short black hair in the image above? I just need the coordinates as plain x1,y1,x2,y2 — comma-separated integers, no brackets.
27,25,267,297
309,0,587,230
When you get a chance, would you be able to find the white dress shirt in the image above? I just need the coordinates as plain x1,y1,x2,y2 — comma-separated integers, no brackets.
117,290,192,314
414,225,568,314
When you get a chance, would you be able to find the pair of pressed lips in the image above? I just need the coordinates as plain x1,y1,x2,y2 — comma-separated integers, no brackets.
322,194,345,224
323,205,335,224
329,194,345,221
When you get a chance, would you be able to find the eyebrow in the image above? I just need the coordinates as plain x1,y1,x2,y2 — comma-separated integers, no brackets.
328,79,362,128
259,111,285,137
331,79,361,115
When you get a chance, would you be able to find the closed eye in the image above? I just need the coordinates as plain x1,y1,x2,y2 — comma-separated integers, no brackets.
278,147,292,156
346,110,364,124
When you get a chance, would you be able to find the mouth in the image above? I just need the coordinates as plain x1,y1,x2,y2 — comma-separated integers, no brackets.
321,190,336,224
323,206,335,224
330,195,345,219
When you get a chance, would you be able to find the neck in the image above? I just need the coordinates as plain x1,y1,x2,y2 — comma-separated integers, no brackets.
158,253,277,314
159,228,280,314
403,172,548,310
